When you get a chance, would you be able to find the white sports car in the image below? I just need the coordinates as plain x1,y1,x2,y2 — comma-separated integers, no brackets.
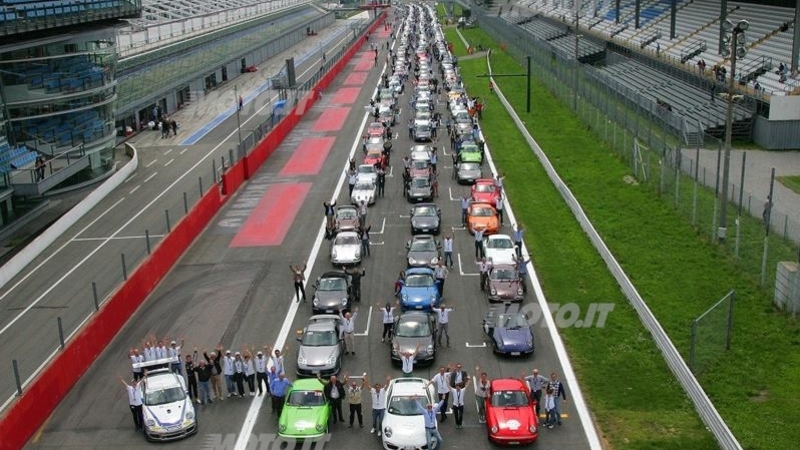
140,365,197,441
483,234,518,266
381,378,438,450
351,180,377,205
356,164,378,185
331,231,361,266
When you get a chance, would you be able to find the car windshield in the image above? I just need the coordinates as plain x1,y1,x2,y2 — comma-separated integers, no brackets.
396,318,430,337
475,184,495,193
488,239,513,249
144,386,185,406
319,278,346,291
462,145,479,153
335,235,359,245
460,163,480,172
491,390,530,407
411,178,430,188
490,268,517,281
388,395,430,416
405,274,434,287
366,151,382,159
287,390,326,407
498,314,528,329
302,330,339,346
358,166,375,175
410,239,436,251
471,207,494,217
414,206,436,216
415,124,430,132
411,161,429,170
380,109,393,117
355,182,374,191
337,209,356,219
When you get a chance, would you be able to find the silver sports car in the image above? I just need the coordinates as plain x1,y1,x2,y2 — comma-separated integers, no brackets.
331,231,362,266
296,315,345,377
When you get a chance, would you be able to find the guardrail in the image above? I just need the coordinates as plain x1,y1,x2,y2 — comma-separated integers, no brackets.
484,51,744,450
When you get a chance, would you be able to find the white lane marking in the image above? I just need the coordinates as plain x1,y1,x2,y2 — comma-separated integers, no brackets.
123,173,138,184
234,111,372,450
180,148,189,155
398,214,410,218
129,185,141,195
372,217,387,235
449,187,463,202
458,254,480,276
164,149,173,155
145,159,158,168
387,166,393,177
72,235,165,242
465,342,486,348
164,158,175,167
354,306,372,336
369,241,384,245
144,172,158,183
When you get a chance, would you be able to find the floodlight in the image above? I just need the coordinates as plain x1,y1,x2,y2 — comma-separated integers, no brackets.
736,47,747,59
737,20,749,31
722,19,733,32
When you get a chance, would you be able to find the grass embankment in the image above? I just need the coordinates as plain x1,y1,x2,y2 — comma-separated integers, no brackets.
444,26,800,450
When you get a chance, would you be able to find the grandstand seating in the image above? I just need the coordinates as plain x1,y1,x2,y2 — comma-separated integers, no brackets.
14,109,107,150
0,137,39,174
4,55,107,95
0,0,124,22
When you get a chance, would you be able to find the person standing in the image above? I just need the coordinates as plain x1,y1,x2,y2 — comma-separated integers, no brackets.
474,228,485,259
168,339,183,374
461,196,470,226
543,387,557,428
433,260,448,296
428,366,451,422
222,349,236,397
435,305,453,348
254,349,269,396
184,352,199,403
142,340,155,361
450,383,466,429
476,257,492,292
233,352,246,397
474,367,490,423
415,396,445,449
430,148,438,173
268,346,286,375
523,368,549,417
120,376,144,432
360,222,371,257
195,360,213,405
348,169,357,196
324,200,337,236
346,267,365,303
513,223,524,258
547,372,567,426
399,343,421,377
449,364,469,390
344,373,365,428
129,348,144,381
290,263,307,302
243,351,256,396
366,375,390,436
514,254,531,293
377,166,386,197
319,374,346,424
496,191,505,225
270,373,293,417
204,348,223,401
358,201,368,230
340,308,359,355
442,234,454,269
378,301,397,343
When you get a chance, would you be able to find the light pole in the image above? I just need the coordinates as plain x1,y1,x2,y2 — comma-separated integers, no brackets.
234,85,243,154
717,18,748,242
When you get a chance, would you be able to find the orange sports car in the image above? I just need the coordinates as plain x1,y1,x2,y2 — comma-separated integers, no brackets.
467,202,500,235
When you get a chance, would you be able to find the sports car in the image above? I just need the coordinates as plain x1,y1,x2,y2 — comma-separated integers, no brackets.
140,367,197,441
278,379,331,441
311,272,352,315
484,378,538,445
334,205,360,232
409,146,432,162
406,234,440,268
330,231,361,266
389,76,404,94
483,234,517,265
458,142,483,164
367,122,385,138
398,267,441,311
356,164,378,185
413,122,432,142
381,378,438,450
351,180,377,206
486,264,524,303
390,312,436,365
408,159,432,179
455,161,482,184
410,203,441,234
483,306,534,356
364,136,384,154
406,176,433,203
378,105,397,126
467,202,500,235
471,178,501,206
296,315,345,377
364,149,385,167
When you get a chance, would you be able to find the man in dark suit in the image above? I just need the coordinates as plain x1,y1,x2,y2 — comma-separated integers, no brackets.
319,374,346,424
449,363,470,391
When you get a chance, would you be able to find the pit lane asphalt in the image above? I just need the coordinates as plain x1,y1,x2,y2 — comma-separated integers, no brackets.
25,21,594,450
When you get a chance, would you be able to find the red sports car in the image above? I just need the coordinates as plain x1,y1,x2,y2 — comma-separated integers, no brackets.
471,178,501,207
367,122,385,138
243,65,258,73
364,149,384,166
484,378,539,445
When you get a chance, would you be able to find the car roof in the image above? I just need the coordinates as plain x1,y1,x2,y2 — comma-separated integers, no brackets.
335,231,360,238
470,202,494,208
338,205,357,211
306,319,338,333
389,377,428,396
487,234,512,241
291,378,326,391
144,370,182,390
413,203,438,210
406,267,435,275
490,378,527,391
320,271,348,279
411,234,435,241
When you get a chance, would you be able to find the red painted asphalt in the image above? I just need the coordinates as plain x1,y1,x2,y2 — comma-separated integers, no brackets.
279,137,336,176
311,106,351,132
330,87,362,105
229,182,313,247
344,72,369,86
355,57,375,71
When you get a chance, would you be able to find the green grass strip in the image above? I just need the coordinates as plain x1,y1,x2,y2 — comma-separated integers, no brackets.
444,25,800,450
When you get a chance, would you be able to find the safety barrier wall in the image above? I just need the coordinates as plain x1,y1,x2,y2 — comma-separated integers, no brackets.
0,13,384,450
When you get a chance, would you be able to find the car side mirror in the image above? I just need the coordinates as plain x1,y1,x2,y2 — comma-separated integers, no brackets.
406,241,411,249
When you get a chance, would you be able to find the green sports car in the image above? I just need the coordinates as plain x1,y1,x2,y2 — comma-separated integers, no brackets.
278,379,330,441
459,143,483,164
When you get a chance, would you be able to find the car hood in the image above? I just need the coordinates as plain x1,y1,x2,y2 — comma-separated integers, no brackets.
494,328,533,349
337,218,359,230
458,168,481,179
393,336,433,356
281,406,327,433
486,249,517,265
408,186,431,196
487,406,536,434
411,216,439,229
298,345,339,366
489,280,522,297
314,290,348,307
144,398,191,428
383,413,428,445
408,250,438,265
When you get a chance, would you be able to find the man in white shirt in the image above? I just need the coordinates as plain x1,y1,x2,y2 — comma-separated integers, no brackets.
366,374,390,436
496,191,504,225
461,196,470,225
168,340,183,374
340,308,359,355
433,260,448,296
476,257,492,292
129,348,144,381
154,340,168,360
435,305,453,348
442,234,454,268
428,366,451,421
378,301,397,343
474,367,490,423
142,341,155,361
267,347,286,375
223,350,236,397
254,350,269,396
119,376,143,431
450,382,466,429
474,228,485,259
233,352,246,397
399,343,421,377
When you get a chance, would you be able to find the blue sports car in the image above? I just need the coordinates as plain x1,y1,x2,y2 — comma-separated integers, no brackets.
398,268,441,311
483,307,534,356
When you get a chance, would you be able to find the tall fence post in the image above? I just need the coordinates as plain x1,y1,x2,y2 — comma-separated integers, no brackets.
145,230,151,255
212,159,217,183
121,253,127,281
689,319,697,373
726,292,735,350
735,152,746,258
183,192,189,215
92,281,99,310
12,359,22,395
199,177,204,196
57,316,65,349
166,210,171,233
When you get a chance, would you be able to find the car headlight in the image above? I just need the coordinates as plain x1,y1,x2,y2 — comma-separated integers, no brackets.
298,354,307,364
426,344,434,353
402,294,408,301
383,426,392,437
313,297,320,306
491,426,499,433
279,424,287,432
490,288,497,295
316,424,325,431
185,411,194,420
145,419,156,427
526,340,533,347
529,425,537,433
327,354,337,364
517,288,524,296
341,297,348,305
408,257,415,265
431,257,438,264
332,249,338,259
